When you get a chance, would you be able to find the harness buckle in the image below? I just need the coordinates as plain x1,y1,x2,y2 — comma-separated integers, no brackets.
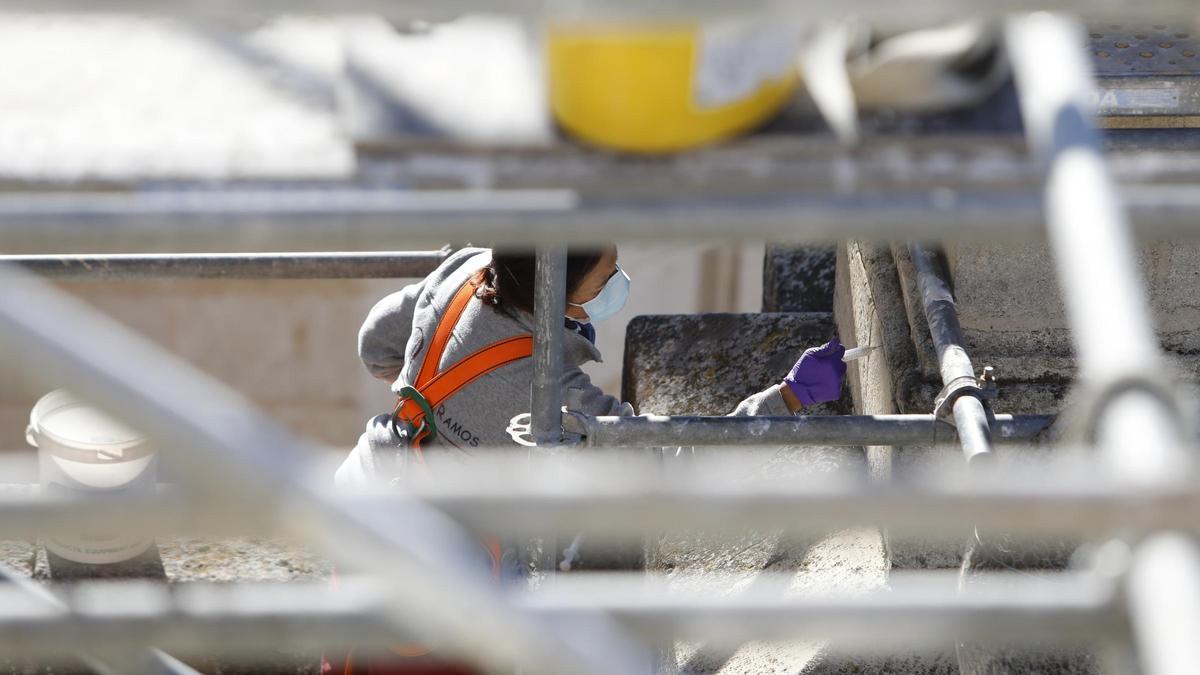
393,385,438,444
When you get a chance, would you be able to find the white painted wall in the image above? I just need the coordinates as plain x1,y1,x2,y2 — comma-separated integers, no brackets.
582,242,764,396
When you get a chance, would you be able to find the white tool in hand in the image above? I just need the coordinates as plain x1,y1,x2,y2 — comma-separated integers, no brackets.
842,345,879,362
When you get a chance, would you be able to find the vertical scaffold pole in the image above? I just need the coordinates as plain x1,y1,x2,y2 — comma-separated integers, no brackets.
1007,12,1190,482
531,246,568,446
1008,13,1198,674
910,243,993,465
530,246,568,579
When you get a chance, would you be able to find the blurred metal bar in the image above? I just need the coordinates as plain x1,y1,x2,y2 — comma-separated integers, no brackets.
575,413,1052,448
1009,14,1191,482
910,244,993,465
0,562,195,675
531,246,567,446
0,261,647,675
0,572,1123,658
6,466,1200,540
5,187,1200,250
145,651,203,675
412,481,1200,539
0,0,1192,26
2,250,449,280
1127,534,1200,675
1010,19,1197,673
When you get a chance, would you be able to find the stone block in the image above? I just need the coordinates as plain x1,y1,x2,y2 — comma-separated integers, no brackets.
944,239,1200,381
834,242,1005,570
622,312,848,417
762,245,837,313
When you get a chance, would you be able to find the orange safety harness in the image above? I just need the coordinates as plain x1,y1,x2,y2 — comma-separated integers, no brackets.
393,278,533,460
326,276,532,675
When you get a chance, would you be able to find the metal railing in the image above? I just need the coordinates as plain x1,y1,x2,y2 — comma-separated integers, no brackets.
0,8,1198,675
1,249,450,279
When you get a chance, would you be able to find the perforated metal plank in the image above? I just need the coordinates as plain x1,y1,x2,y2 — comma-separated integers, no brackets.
1088,25,1200,121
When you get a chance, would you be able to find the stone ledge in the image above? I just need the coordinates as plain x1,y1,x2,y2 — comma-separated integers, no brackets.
623,312,848,417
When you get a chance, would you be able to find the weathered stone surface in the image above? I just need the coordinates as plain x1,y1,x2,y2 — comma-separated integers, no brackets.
834,239,1141,673
944,240,1200,382
956,533,1099,675
763,245,837,313
834,241,964,570
623,312,848,417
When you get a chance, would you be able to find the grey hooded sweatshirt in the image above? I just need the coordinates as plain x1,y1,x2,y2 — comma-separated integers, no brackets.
335,247,794,487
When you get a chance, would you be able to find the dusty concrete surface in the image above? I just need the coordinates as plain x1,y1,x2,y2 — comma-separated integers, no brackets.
0,538,330,675
0,14,350,181
763,246,837,313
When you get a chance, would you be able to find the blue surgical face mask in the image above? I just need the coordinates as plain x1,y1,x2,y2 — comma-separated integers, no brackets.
569,264,630,323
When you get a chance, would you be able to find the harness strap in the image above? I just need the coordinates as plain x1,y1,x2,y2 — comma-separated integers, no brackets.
394,275,533,455
416,279,476,388
396,335,533,428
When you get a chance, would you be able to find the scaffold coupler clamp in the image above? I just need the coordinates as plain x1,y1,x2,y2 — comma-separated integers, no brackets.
507,410,585,447
933,366,998,426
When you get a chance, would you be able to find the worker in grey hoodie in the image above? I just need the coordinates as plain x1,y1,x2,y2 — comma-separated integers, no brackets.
335,245,845,487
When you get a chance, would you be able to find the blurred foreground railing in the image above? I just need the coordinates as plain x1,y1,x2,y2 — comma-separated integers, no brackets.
0,7,1197,675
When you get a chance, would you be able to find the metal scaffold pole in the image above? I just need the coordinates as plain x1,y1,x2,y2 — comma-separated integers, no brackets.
572,413,1051,447
531,246,568,447
0,261,649,675
1008,12,1199,673
0,4,1198,671
0,250,450,279
904,244,993,464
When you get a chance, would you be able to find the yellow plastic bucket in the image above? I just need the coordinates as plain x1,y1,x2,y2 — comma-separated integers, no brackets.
547,21,800,153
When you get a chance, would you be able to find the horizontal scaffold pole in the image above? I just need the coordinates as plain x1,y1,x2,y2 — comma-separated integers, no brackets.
0,250,450,279
573,413,1052,447
2,187,1200,250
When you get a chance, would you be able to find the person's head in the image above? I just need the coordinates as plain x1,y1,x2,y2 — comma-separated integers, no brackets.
471,245,626,322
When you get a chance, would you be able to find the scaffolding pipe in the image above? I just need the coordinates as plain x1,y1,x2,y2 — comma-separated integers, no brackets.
0,0,1196,24
531,247,567,446
0,262,647,675
576,413,1051,448
1008,14,1191,481
4,188,1200,250
0,562,200,675
0,572,1123,659
1,250,449,280
1009,17,1197,675
7,464,1200,541
1127,534,1200,675
910,243,993,465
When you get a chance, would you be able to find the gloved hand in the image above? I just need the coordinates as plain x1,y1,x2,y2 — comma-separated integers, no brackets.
784,338,847,407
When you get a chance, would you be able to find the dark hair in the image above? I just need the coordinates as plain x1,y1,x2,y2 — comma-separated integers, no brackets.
470,247,605,314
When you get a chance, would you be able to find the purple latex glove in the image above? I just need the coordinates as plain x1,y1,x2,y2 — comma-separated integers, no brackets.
784,338,847,407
